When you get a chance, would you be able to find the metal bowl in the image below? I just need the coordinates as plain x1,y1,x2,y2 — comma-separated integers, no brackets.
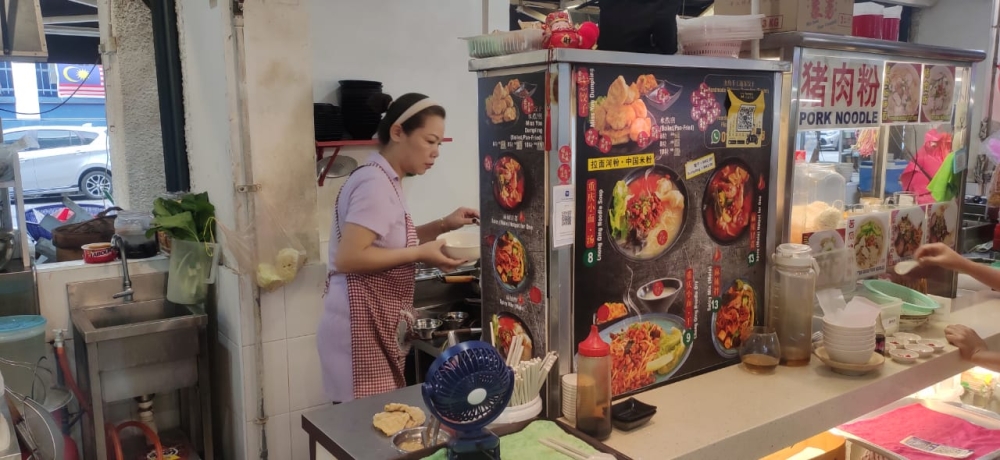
413,318,443,340
0,231,14,270
439,311,469,330
391,426,451,454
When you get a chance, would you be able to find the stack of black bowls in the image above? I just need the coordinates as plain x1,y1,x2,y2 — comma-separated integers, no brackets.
313,103,344,142
339,80,384,140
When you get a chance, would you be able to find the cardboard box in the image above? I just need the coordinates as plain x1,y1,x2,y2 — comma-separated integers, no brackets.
715,0,853,36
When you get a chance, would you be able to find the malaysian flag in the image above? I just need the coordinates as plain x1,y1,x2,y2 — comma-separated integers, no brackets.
56,64,105,98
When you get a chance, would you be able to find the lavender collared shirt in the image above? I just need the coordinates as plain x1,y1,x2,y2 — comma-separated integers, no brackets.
317,153,411,403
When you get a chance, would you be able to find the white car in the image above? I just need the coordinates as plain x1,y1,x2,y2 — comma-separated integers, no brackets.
3,125,112,200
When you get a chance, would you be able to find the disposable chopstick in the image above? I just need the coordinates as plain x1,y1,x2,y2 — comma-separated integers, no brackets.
540,438,585,460
544,437,591,460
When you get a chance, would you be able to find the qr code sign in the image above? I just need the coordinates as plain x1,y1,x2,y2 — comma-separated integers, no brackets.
561,210,572,226
736,104,755,132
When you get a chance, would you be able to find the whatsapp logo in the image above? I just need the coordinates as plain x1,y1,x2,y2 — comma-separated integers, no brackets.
711,129,721,144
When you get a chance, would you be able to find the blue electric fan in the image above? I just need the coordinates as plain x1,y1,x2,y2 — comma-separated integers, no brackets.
422,340,514,460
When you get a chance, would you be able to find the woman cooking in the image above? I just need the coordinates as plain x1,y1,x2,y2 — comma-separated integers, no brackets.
318,92,478,403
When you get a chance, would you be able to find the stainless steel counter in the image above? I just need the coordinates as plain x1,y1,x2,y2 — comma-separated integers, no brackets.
301,385,426,460
0,402,20,460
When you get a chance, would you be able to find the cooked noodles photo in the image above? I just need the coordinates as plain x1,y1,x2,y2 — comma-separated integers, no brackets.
494,231,527,288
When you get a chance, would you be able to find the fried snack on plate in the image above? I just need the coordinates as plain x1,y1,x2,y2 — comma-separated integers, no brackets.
374,403,427,435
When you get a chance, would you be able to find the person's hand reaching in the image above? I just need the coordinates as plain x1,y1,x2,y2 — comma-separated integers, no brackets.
944,324,988,361
914,243,967,272
442,207,479,232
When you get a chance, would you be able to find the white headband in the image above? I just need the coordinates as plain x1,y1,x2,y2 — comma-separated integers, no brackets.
394,98,440,126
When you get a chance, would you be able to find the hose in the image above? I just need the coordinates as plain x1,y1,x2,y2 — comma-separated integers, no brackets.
105,421,164,460
53,341,91,415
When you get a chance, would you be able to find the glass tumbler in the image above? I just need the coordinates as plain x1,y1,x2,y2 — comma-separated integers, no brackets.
739,327,781,375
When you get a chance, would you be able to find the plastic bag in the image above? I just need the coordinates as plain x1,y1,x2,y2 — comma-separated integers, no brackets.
217,195,307,292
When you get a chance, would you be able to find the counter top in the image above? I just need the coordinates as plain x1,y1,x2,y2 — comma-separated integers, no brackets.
302,385,427,460
600,296,1000,460
302,296,1000,460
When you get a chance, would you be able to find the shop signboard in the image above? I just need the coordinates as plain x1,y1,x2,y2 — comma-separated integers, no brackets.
573,65,775,398
882,62,924,124
797,57,883,130
477,71,548,363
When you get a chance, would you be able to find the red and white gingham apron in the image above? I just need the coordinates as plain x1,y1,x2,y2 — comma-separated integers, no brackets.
325,162,418,399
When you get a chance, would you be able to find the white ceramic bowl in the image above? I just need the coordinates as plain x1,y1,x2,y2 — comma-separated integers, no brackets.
827,347,874,364
892,332,922,344
824,342,876,354
822,322,876,335
918,339,945,353
490,396,543,428
885,338,906,348
825,336,874,347
905,343,934,358
890,349,919,364
437,230,481,262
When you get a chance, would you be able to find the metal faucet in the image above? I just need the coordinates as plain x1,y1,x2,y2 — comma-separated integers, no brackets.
111,234,133,302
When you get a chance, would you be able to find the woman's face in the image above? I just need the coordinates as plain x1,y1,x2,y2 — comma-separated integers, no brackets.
392,115,445,176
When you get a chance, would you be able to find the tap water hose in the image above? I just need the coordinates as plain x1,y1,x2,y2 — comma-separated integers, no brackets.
52,334,91,416
105,421,163,460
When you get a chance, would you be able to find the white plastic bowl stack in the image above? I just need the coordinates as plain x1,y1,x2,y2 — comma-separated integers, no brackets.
561,373,578,423
822,319,875,364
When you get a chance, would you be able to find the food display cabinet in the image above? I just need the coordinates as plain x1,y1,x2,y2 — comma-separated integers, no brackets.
759,32,986,298
471,49,788,415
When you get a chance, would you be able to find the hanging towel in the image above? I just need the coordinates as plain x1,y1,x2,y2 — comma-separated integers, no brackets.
928,150,959,202
838,403,1000,460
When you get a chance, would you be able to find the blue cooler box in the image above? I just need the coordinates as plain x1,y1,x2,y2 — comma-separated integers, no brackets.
859,160,909,193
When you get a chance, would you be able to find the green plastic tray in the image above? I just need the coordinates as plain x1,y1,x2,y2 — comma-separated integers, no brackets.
863,280,940,314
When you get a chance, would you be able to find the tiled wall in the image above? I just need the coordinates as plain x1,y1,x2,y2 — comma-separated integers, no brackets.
214,262,329,459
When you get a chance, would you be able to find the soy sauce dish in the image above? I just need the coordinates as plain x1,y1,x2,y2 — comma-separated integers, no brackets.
611,397,657,431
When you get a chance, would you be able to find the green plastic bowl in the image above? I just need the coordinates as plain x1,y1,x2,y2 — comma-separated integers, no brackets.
863,280,939,314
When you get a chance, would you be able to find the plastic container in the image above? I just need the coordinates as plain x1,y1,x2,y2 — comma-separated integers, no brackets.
115,210,159,259
853,2,884,39
166,239,221,305
857,292,902,337
858,160,908,193
488,396,543,428
790,163,846,244
462,29,543,58
882,6,903,41
863,280,940,314
0,315,47,397
576,325,611,441
768,244,819,366
678,14,763,58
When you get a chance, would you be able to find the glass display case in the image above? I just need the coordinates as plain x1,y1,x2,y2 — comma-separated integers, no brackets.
762,32,986,298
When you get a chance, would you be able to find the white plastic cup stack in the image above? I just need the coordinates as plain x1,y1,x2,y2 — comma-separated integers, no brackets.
561,373,578,423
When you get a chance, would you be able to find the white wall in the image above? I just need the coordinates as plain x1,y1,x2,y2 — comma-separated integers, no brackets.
99,0,167,211
311,0,509,246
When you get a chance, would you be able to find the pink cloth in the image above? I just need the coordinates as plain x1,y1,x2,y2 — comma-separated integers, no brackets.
839,404,1000,460
901,130,951,205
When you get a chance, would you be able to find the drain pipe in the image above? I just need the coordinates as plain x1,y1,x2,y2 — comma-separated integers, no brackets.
225,3,268,459
149,0,190,192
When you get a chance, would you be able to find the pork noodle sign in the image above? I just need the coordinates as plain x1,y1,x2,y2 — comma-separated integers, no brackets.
797,57,884,130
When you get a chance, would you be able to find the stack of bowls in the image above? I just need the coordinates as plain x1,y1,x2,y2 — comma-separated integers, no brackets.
313,103,344,142
339,80,383,140
822,318,875,364
561,373,577,423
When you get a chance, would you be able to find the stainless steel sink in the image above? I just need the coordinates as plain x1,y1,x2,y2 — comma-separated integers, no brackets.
71,299,206,343
66,273,213,459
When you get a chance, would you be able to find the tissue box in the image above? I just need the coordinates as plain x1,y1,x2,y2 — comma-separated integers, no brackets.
715,0,853,36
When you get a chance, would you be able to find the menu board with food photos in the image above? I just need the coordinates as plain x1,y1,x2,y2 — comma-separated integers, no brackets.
478,71,548,362
572,64,776,398
883,62,924,124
